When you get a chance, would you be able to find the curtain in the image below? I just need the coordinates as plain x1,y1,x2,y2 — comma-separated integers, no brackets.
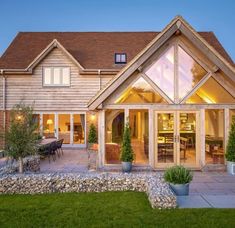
80,114,85,133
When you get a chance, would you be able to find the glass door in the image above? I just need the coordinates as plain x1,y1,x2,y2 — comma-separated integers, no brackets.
155,111,177,167
177,111,198,167
58,114,71,144
155,111,199,168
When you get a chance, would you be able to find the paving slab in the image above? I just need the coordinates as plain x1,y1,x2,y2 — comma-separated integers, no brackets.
177,195,212,208
202,195,235,208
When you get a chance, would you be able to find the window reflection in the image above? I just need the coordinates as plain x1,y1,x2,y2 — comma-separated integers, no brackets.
178,47,207,99
145,47,175,100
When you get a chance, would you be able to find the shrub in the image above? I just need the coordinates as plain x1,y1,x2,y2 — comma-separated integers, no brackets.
226,120,235,162
3,103,40,173
120,122,134,162
88,123,98,144
164,166,193,184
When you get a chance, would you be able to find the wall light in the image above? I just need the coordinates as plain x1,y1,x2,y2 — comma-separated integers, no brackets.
91,114,96,121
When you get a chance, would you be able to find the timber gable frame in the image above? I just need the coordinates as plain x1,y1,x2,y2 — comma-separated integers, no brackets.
88,16,235,110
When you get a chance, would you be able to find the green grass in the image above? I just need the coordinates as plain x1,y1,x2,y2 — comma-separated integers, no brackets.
0,192,235,228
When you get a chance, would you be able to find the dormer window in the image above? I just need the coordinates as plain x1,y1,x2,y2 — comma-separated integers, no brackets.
115,53,127,64
43,67,70,86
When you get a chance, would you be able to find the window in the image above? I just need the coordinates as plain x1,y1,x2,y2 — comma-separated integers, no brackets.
115,53,127,64
115,77,167,104
43,67,70,86
144,45,208,102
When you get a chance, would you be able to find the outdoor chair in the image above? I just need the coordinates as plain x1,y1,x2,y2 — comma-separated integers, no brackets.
56,139,64,156
39,143,56,163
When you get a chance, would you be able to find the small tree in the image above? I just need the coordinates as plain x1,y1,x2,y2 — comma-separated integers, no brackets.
120,122,134,162
226,120,235,162
88,123,98,144
4,103,40,173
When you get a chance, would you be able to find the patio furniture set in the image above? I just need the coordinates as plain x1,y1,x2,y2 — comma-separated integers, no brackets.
38,138,64,163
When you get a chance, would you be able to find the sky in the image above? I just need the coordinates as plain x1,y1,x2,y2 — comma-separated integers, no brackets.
0,0,234,62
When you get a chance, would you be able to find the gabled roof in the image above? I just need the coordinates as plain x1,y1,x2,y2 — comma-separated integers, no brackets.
0,29,233,70
88,16,235,109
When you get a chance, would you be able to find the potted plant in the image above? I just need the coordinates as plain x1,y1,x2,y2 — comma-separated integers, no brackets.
120,122,134,172
225,120,235,175
164,165,193,196
87,123,98,170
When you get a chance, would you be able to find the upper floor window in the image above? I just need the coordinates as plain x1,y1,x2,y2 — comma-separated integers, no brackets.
115,53,127,64
43,67,70,86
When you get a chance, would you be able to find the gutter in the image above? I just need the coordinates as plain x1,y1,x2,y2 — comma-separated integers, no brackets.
0,70,6,135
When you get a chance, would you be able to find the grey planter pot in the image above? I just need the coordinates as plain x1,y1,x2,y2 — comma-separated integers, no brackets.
122,162,132,172
227,161,235,175
169,183,189,196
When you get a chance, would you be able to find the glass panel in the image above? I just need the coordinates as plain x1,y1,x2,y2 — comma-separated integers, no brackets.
62,68,70,85
157,113,174,163
73,114,85,144
43,114,55,138
178,47,207,99
145,47,174,100
44,68,51,85
205,110,224,164
105,110,124,164
186,77,235,104
32,114,40,134
115,77,167,104
179,113,196,165
58,114,70,144
129,110,149,164
53,68,61,85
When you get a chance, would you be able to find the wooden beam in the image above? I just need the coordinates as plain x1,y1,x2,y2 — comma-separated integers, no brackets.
224,108,229,163
212,73,235,98
200,109,205,167
180,24,235,82
180,72,212,103
98,110,105,168
141,73,173,104
149,108,154,167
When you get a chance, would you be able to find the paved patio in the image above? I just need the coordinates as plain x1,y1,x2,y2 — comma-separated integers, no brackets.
40,149,90,173
178,172,235,208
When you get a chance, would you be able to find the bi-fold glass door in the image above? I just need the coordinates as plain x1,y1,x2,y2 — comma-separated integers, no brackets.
41,113,86,147
155,111,199,168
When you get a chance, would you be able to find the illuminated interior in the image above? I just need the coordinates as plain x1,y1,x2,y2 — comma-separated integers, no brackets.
105,110,124,164
115,77,167,104
156,112,196,165
129,110,149,164
73,114,85,144
186,77,235,104
43,114,55,138
58,114,71,144
157,113,174,163
205,110,224,164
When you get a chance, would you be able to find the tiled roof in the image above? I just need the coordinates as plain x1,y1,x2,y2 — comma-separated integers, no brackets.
0,31,233,69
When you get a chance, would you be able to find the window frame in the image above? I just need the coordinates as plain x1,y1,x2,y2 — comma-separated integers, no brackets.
143,43,211,104
43,66,71,87
114,53,127,64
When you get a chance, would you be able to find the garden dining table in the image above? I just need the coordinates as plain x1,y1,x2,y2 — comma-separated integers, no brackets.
39,138,58,146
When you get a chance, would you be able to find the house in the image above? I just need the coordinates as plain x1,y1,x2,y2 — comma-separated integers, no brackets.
0,16,235,170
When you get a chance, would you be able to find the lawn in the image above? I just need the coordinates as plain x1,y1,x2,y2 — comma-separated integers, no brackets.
0,192,235,228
